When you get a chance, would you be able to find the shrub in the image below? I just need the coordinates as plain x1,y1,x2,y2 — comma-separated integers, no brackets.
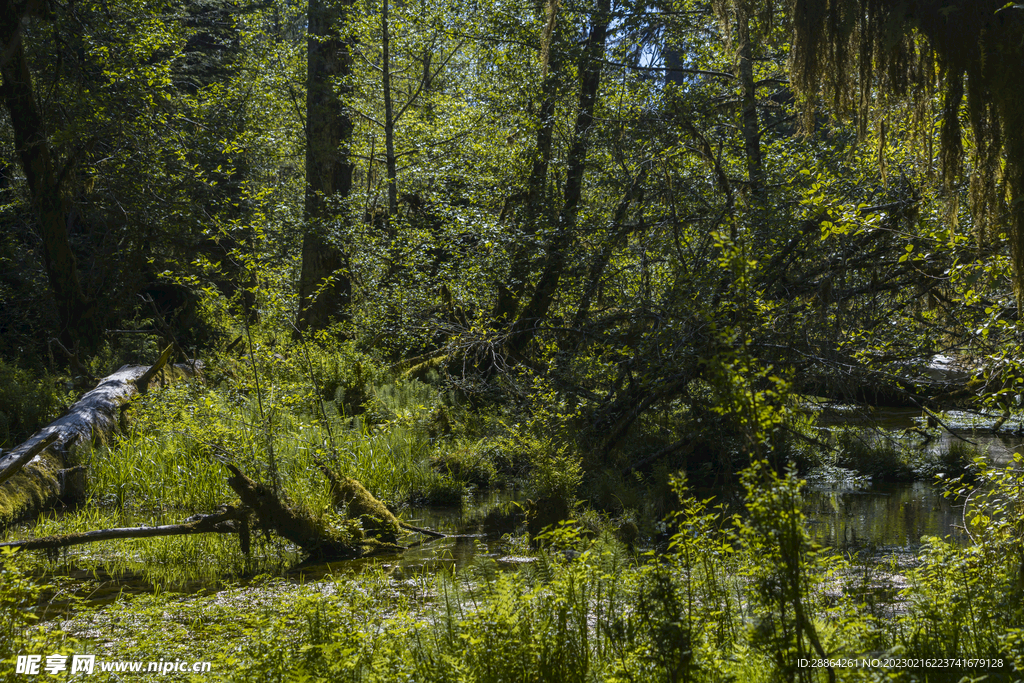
835,428,915,481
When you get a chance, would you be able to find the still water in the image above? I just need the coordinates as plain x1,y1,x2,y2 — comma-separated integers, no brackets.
318,412,1024,578
27,409,1024,598
803,482,966,550
804,406,1024,552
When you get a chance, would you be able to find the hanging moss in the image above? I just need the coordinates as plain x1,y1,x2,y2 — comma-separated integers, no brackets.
788,0,1024,302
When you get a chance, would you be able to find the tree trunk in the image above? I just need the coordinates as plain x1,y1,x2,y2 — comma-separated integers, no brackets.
735,1,762,192
571,171,646,329
382,0,398,217
297,0,355,332
492,0,563,326
224,463,413,558
510,0,612,352
0,3,97,350
0,355,202,528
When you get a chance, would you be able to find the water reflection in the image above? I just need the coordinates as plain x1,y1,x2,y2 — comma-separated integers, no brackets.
818,405,1024,465
803,482,967,551
292,489,524,581
808,405,1024,551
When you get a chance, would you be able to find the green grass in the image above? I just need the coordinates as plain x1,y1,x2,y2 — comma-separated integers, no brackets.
6,342,1024,682
83,377,463,514
1,368,473,588
7,460,1019,682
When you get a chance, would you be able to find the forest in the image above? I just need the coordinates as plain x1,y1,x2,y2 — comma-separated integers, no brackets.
2,0,1024,680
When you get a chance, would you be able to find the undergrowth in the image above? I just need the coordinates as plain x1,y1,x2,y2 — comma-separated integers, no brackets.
7,458,1018,681
2,325,1019,680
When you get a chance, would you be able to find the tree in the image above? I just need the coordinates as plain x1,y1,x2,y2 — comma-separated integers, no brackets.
508,0,614,354
788,0,1024,304
0,0,97,350
491,0,566,328
297,0,356,332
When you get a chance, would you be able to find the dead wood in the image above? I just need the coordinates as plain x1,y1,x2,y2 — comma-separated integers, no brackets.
321,468,449,538
0,433,58,487
224,462,363,559
224,461,445,559
133,344,174,395
323,469,402,543
0,356,202,528
0,507,249,552
399,521,446,538
321,466,447,538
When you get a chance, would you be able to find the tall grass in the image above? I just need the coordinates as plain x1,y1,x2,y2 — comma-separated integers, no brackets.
84,376,460,513
3,367,465,588
6,335,1024,680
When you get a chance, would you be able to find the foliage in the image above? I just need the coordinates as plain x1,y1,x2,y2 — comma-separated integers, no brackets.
834,429,916,482
1,0,1015,479
733,460,837,681
5,0,1024,679
0,361,70,449
515,432,583,502
832,427,981,483
5,455,1024,681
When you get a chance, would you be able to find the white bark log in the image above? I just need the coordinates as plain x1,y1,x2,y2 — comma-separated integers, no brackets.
0,360,202,526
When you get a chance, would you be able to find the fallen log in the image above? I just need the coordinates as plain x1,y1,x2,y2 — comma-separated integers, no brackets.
0,348,202,527
224,460,442,558
400,521,446,538
324,470,402,543
224,462,367,559
0,433,58,487
0,507,249,552
321,467,445,539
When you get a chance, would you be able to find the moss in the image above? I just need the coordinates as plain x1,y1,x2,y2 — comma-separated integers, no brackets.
0,453,64,528
790,0,1024,300
400,354,446,383
329,475,402,544
226,464,361,559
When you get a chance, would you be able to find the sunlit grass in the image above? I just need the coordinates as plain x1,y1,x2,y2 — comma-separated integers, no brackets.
5,457,1024,682
2,371,470,589
83,377,461,515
